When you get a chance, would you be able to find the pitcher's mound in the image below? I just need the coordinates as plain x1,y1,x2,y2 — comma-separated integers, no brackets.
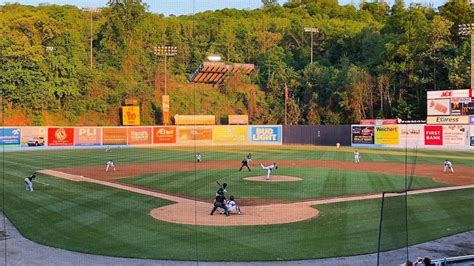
243,175,303,182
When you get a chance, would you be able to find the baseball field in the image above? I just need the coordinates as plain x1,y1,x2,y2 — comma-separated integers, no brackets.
1,145,474,261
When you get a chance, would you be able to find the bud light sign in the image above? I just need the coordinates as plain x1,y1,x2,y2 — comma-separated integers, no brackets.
249,126,282,144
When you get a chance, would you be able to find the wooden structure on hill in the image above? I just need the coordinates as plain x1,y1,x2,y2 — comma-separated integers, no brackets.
190,62,255,86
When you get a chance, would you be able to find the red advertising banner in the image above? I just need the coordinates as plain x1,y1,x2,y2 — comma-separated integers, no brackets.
360,119,398,125
103,128,127,145
74,127,101,146
128,127,152,145
48,127,74,146
153,127,176,144
424,125,443,145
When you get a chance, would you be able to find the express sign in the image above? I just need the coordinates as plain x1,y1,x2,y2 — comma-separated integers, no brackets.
427,89,471,99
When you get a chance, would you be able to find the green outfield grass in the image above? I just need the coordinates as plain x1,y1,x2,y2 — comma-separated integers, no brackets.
0,146,472,261
119,168,443,201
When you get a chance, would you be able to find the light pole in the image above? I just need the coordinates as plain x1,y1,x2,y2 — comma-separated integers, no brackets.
304,27,319,64
154,46,177,125
82,8,101,68
153,46,178,95
458,23,474,90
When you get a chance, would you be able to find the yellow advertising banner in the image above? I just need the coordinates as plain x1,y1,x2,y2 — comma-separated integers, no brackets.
228,115,248,125
122,106,140,126
213,126,248,143
162,95,170,125
178,126,213,143
174,115,215,125
375,125,399,145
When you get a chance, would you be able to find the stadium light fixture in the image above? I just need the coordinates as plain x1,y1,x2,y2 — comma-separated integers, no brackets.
458,23,474,90
304,27,319,64
154,46,178,96
207,55,222,62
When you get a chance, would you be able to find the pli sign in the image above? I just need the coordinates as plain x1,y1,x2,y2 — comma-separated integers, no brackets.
249,126,281,143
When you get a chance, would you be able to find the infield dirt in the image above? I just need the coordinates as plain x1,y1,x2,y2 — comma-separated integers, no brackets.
41,160,474,226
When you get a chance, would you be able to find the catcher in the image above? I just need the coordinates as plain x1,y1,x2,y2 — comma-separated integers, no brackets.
225,195,242,215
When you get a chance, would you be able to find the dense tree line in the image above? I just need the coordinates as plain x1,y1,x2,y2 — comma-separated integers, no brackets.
0,0,471,125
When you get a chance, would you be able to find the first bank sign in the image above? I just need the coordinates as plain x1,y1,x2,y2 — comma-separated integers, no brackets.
249,126,282,143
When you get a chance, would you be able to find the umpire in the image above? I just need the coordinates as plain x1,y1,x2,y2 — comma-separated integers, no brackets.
239,154,252,172
210,190,229,216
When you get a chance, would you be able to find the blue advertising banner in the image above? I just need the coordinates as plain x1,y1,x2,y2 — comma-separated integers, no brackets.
0,128,21,145
249,126,282,143
470,116,474,124
471,136,474,146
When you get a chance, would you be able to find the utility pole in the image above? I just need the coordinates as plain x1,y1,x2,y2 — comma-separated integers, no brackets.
458,23,474,90
304,27,319,64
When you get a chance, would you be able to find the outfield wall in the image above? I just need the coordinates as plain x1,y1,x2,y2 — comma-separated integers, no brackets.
1,124,473,150
282,125,351,146
0,125,283,148
352,124,474,150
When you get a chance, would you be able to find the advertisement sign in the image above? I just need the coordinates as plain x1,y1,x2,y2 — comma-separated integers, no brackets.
122,106,140,126
427,99,450,116
375,126,399,145
153,127,176,144
427,89,471,99
352,126,375,144
128,127,152,145
424,126,443,145
360,119,398,125
470,116,474,124
249,126,282,143
450,98,473,115
228,115,249,125
48,127,74,146
178,127,213,143
442,125,467,146
103,128,127,145
0,128,21,145
426,116,469,125
21,127,47,146
213,126,248,143
471,125,474,146
399,124,424,146
174,115,215,125
74,127,101,146
162,95,170,125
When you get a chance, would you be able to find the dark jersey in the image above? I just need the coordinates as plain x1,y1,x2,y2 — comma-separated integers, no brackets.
27,174,36,182
215,194,226,204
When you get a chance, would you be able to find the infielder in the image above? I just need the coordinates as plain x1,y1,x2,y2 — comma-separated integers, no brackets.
105,145,111,152
354,150,361,163
196,153,202,163
239,154,252,172
106,160,116,172
225,195,242,214
444,159,454,173
24,172,37,192
260,162,278,180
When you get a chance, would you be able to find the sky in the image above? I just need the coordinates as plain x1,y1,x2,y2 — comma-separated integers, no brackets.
0,0,448,16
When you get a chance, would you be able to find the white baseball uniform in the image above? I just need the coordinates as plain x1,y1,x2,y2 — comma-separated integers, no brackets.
196,153,202,162
354,151,360,163
260,163,277,180
106,160,116,172
444,160,454,173
225,200,241,214
24,174,36,192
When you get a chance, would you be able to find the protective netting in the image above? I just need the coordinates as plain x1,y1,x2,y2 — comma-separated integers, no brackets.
377,191,409,265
